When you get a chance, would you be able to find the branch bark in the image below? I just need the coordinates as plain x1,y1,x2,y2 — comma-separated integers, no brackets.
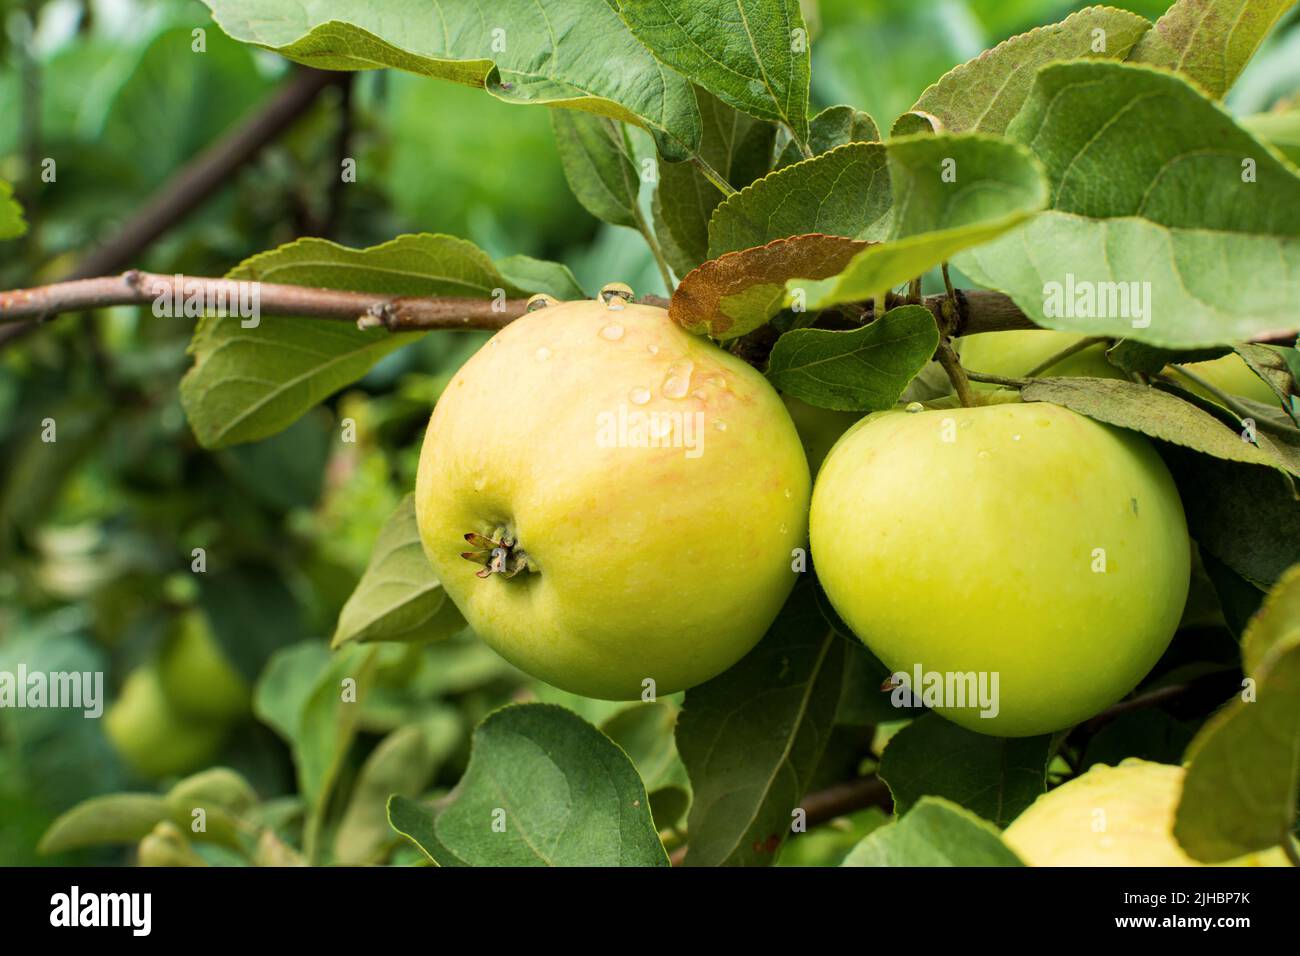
0,67,343,348
0,271,1044,336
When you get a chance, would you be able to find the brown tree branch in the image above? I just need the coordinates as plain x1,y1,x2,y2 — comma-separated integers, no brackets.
0,67,343,348
0,271,1040,336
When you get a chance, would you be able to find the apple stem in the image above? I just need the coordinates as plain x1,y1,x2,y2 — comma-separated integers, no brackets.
936,339,980,408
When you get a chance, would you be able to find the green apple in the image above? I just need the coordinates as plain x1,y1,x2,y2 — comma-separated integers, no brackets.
105,666,227,779
781,395,862,475
415,296,810,700
1004,759,1289,866
158,610,251,721
1173,353,1277,406
810,401,1190,736
957,330,1123,389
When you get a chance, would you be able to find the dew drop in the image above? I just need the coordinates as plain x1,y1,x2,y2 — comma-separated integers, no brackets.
960,419,973,429
904,401,924,413
708,376,727,389
1012,434,1022,442
473,476,487,492
652,418,673,439
662,359,695,399
535,346,551,362
629,386,651,406
600,323,625,341
779,522,789,534
525,293,559,312
647,344,660,355
713,420,728,432
783,488,792,499
977,450,990,459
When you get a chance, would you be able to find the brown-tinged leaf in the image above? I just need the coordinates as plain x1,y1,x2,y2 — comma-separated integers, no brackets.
670,234,869,340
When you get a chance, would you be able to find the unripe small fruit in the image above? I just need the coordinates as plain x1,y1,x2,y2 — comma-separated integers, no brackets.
1004,759,1289,866
1174,353,1277,406
158,611,250,721
105,667,227,779
415,297,810,699
811,401,1190,736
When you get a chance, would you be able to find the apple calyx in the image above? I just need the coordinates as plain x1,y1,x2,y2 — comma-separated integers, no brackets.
461,530,535,579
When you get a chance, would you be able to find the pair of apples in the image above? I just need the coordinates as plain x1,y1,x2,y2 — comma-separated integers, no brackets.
416,298,1192,737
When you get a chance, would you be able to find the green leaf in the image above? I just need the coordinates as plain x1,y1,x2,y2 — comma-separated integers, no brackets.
495,255,586,301
387,794,468,867
676,583,845,866
776,105,879,168
1161,445,1300,588
551,112,641,228
842,797,1025,867
794,136,1048,309
1234,344,1299,423
39,795,171,854
655,87,778,277
766,305,940,412
957,61,1300,348
1174,565,1300,862
1105,340,1229,374
201,0,701,160
166,767,259,818
1019,377,1297,476
1128,0,1292,99
708,141,893,257
908,5,1151,134
334,720,452,864
878,714,1053,828
600,701,692,829
433,704,668,866
0,178,26,240
615,0,811,144
180,234,518,449
332,494,466,649
670,234,869,340
39,789,245,855
254,642,374,823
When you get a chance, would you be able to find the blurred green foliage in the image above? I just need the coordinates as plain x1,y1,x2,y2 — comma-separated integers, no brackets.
1,0,1296,866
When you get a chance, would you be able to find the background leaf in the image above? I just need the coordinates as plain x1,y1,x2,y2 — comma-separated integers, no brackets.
615,0,811,143
551,112,641,228
0,179,25,240
842,797,1024,866
775,104,879,168
909,5,1151,134
958,61,1300,348
1129,0,1293,99
202,0,701,160
180,234,523,449
432,704,668,866
333,495,466,648
676,584,845,866
766,304,939,411
878,714,1053,827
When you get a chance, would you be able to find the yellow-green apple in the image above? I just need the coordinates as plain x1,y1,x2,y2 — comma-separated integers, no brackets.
1173,353,1278,406
415,295,810,699
1004,759,1289,866
782,395,861,475
957,330,1122,389
810,401,1189,736
158,610,250,720
105,666,227,779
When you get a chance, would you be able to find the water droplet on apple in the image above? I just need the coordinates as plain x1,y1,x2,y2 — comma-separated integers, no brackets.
525,293,559,312
600,281,634,307
662,359,694,399
904,402,924,413
977,450,990,459
535,347,551,362
629,386,651,405
713,420,727,432
647,344,660,355
779,522,788,534
473,476,487,491
708,376,727,389
1012,434,1022,441
783,488,792,498
600,323,625,341
652,417,673,439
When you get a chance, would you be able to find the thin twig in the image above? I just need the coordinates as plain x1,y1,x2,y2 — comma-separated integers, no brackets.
936,339,979,407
